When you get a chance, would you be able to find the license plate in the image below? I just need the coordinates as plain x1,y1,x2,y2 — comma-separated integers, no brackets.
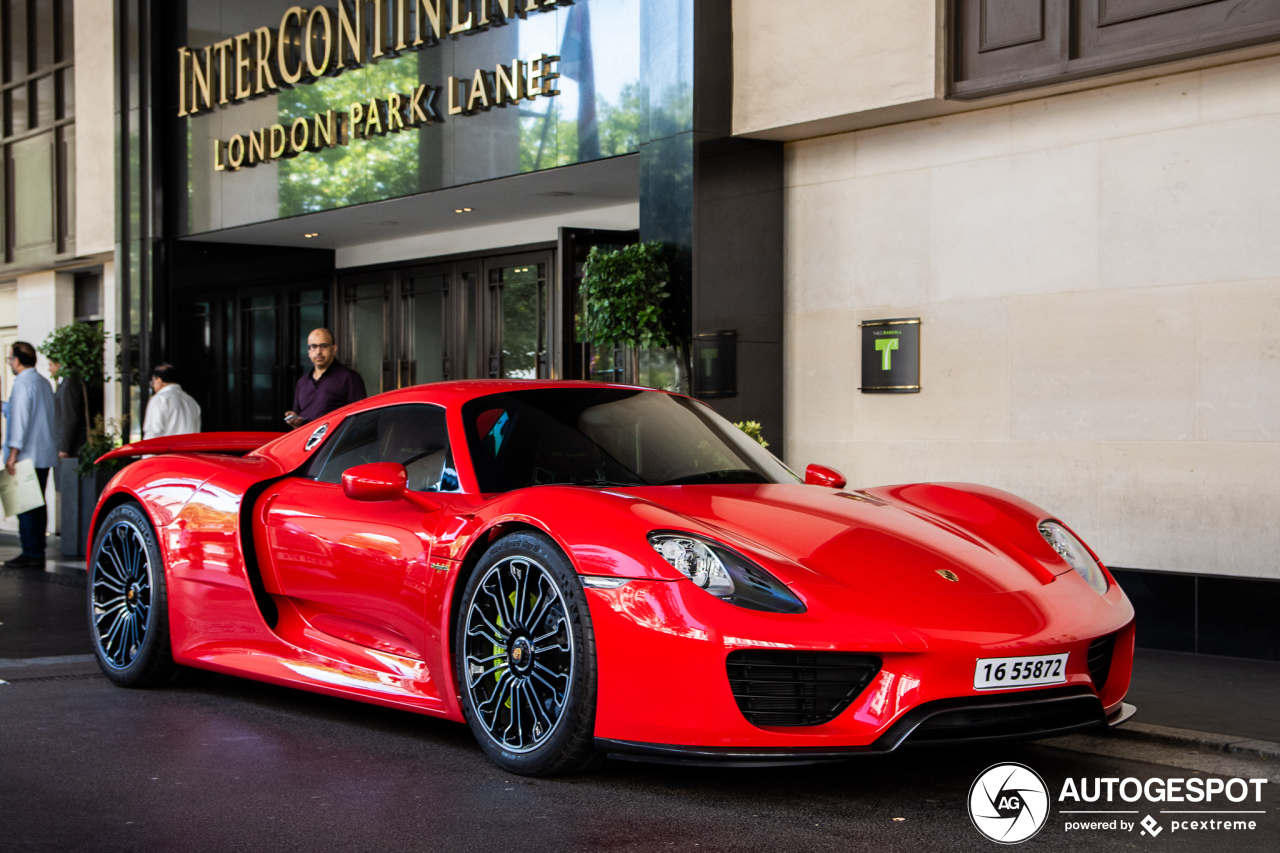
973,653,1069,690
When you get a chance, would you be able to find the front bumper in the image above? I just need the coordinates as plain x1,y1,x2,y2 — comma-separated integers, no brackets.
585,577,1136,753
598,688,1136,766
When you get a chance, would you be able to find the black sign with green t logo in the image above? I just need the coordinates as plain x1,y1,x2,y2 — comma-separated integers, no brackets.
860,318,920,393
694,330,736,398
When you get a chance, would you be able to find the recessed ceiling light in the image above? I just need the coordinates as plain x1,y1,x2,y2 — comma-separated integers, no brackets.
454,207,473,213
304,232,319,238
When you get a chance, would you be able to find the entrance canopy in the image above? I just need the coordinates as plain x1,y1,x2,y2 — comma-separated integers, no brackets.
181,155,639,255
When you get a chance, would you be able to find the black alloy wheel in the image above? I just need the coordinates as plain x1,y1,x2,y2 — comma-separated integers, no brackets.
88,502,182,687
456,531,598,776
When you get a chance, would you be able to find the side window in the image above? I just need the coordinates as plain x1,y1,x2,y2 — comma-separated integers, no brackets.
309,404,459,492
301,419,348,480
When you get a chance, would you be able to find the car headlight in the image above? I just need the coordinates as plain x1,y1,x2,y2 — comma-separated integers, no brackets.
648,531,805,613
1038,521,1108,595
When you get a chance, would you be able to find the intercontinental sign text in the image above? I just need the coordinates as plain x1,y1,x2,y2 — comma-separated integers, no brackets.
177,0,572,171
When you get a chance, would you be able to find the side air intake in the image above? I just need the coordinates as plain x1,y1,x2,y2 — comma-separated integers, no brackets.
1087,634,1116,691
726,650,881,727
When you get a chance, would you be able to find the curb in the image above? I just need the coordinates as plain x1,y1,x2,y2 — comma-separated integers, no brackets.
1112,721,1280,761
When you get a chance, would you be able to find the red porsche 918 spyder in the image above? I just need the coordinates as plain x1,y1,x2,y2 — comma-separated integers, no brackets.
87,381,1135,776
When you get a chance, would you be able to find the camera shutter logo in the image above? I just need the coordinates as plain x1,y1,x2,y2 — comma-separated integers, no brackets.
969,763,1051,844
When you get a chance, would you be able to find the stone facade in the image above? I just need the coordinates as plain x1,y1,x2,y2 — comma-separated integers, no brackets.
1,0,115,535
779,55,1280,580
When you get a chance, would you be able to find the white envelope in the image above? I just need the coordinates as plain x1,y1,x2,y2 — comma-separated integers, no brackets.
0,458,46,517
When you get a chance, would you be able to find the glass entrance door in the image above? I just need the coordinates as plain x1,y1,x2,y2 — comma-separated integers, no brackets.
240,287,331,431
486,257,548,379
344,274,392,396
244,295,279,431
173,283,329,432
400,269,448,386
339,251,552,389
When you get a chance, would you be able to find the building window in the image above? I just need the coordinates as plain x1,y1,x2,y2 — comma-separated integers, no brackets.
2,0,75,266
73,268,100,321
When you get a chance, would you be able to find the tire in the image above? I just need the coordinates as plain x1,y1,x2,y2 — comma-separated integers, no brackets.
87,502,182,687
455,531,599,776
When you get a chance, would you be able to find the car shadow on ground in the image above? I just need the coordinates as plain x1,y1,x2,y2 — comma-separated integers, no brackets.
175,668,1071,795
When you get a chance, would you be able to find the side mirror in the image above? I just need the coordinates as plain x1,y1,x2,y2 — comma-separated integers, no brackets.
342,462,408,502
804,464,847,489
341,462,441,511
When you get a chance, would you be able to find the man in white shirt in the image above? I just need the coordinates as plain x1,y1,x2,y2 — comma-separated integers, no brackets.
142,363,202,439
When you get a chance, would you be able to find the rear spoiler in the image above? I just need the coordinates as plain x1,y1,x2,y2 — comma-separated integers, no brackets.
96,432,282,463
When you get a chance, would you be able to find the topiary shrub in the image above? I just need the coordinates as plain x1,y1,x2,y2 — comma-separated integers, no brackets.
580,241,690,385
733,420,768,449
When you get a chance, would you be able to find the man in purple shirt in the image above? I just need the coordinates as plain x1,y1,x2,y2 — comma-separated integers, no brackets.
284,328,367,429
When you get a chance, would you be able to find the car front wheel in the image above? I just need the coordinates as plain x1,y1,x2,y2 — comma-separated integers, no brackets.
455,531,598,776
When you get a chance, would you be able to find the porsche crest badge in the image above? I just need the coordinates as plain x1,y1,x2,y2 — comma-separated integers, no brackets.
936,569,960,583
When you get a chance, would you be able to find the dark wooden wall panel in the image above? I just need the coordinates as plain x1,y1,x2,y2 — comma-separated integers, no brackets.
955,0,1065,87
980,0,1045,51
1079,0,1280,56
952,0,1280,98
1097,0,1221,27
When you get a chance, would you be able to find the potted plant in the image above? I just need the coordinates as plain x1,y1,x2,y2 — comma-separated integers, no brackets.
40,322,110,557
579,241,691,389
734,420,769,449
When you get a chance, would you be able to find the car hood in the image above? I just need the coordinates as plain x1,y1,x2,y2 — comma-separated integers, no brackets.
620,482,1072,597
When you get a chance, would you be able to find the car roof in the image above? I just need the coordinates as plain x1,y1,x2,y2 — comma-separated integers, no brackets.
250,380,705,491
361,379,672,408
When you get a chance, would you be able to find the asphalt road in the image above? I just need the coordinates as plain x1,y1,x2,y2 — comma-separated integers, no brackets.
1,568,1277,852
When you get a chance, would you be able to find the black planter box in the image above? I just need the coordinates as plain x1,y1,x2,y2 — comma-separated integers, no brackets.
58,459,112,559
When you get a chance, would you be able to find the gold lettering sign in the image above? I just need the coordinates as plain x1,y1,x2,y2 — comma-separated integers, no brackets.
181,1,570,173
214,108,345,171
176,0,572,116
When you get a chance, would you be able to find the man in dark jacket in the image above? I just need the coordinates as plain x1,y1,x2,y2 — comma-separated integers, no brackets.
48,359,87,462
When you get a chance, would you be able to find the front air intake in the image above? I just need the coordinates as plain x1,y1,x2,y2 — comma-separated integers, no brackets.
726,650,881,727
1087,634,1116,691
907,694,1102,742
874,686,1107,749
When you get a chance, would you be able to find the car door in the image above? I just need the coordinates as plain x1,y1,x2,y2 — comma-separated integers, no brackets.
257,403,461,661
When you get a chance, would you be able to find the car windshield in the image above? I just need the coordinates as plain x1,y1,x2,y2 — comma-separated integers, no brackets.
461,388,799,492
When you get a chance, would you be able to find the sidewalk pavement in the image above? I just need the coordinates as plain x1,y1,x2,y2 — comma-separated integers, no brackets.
2,532,1277,759
1112,649,1280,761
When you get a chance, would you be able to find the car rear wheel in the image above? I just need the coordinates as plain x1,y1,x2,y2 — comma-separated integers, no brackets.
88,502,182,687
455,531,598,776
